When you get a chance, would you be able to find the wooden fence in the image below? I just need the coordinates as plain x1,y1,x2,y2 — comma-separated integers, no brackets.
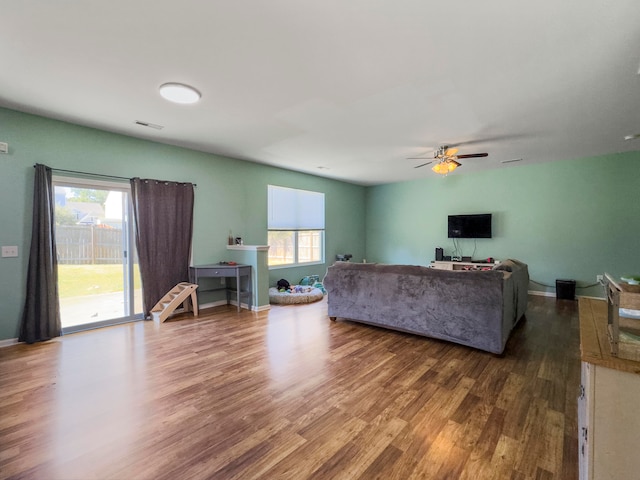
56,225,123,264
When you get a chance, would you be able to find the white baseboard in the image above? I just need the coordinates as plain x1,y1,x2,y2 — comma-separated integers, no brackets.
0,338,20,348
528,290,555,298
200,300,270,312
199,300,233,310
528,290,605,300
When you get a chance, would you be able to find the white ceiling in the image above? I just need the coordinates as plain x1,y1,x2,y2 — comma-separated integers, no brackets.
2,1,639,185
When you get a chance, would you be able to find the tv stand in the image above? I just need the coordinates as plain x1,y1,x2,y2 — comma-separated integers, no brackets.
430,260,497,271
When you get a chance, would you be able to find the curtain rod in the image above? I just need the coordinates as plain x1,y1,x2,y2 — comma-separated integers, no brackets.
34,165,197,187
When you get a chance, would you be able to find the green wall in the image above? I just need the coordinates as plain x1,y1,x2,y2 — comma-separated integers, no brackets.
2,105,639,342
365,153,640,298
0,107,366,341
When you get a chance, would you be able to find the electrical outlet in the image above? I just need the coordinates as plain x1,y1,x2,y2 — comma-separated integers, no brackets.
1,246,18,257
596,274,603,283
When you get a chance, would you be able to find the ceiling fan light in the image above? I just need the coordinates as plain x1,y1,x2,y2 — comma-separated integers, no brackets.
432,162,450,175
159,83,201,104
444,147,458,157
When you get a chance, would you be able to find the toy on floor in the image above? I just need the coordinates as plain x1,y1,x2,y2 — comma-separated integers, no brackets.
277,278,290,292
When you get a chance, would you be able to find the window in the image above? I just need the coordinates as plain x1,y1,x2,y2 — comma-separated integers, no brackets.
268,185,325,268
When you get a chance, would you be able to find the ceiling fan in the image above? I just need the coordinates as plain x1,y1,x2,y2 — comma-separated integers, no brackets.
409,146,488,174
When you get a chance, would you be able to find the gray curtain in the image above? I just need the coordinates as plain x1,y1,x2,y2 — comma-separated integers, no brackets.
130,178,195,318
19,164,61,343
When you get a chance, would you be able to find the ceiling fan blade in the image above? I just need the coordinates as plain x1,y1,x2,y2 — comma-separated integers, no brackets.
455,153,488,159
414,161,433,168
447,159,462,167
444,147,458,157
449,133,531,148
407,147,436,159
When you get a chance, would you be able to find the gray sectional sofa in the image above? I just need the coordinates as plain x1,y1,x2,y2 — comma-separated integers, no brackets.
323,259,529,354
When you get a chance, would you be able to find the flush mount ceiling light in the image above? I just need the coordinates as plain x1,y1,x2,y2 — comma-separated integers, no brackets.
159,83,201,104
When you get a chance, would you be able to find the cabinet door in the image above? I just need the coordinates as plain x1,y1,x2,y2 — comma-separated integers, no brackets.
578,362,593,480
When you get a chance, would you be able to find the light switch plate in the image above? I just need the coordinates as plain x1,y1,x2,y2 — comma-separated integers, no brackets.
0,142,8,154
1,246,18,257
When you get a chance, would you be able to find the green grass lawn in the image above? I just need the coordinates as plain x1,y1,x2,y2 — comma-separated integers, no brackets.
58,264,141,298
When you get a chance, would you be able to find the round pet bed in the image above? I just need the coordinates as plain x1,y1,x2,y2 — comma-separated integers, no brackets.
269,287,324,305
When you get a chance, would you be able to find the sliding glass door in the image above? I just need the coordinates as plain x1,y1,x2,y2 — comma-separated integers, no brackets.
53,177,142,332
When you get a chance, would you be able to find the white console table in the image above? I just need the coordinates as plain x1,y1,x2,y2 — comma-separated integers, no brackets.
430,261,497,271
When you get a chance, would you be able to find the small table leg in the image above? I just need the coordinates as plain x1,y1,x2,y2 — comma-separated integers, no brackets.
236,270,241,312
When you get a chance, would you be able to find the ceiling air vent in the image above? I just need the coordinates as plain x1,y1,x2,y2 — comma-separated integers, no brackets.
134,121,164,130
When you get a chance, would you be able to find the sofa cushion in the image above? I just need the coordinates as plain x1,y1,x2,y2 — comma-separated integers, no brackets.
493,259,521,272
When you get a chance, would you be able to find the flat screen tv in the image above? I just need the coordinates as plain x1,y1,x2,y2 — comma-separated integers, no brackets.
448,214,492,238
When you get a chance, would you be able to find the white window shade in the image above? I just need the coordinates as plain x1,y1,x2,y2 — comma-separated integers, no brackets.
268,185,325,230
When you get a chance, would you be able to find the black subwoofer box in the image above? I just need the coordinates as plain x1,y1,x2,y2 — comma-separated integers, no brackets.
556,279,576,300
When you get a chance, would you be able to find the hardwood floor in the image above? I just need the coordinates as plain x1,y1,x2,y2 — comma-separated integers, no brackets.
0,295,580,479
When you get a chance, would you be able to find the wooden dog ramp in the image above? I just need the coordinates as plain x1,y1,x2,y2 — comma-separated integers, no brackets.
151,282,199,323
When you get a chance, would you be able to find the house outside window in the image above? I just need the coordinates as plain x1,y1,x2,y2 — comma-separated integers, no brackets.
267,185,325,268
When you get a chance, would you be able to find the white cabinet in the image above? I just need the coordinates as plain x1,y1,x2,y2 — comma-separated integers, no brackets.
430,261,496,271
579,298,640,480
579,361,640,479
